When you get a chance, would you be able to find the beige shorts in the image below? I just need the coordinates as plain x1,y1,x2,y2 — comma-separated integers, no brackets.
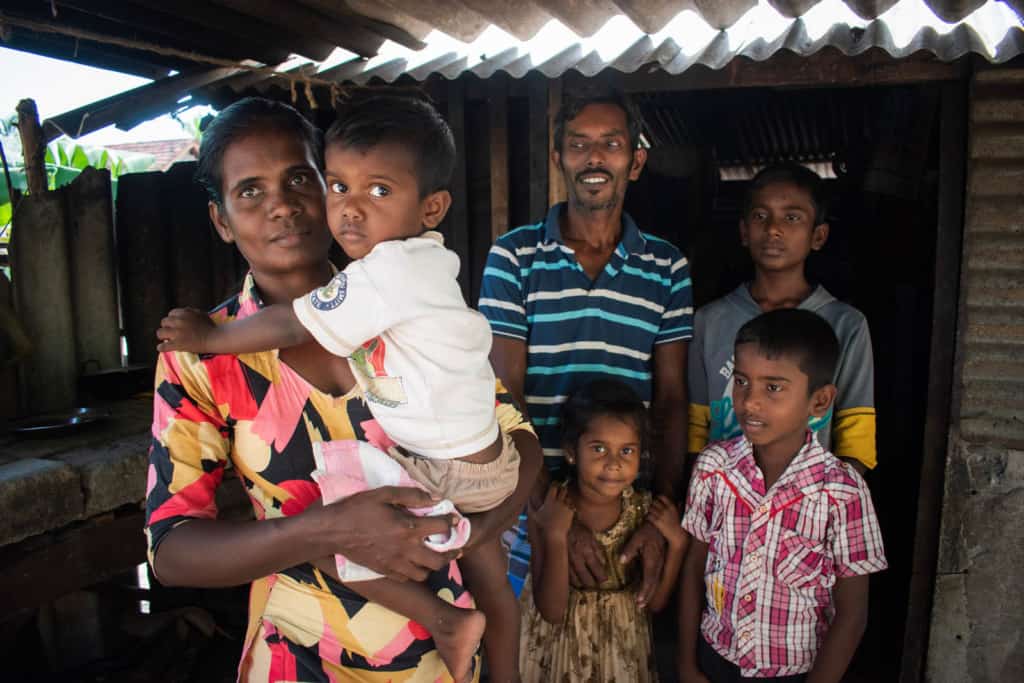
389,430,520,513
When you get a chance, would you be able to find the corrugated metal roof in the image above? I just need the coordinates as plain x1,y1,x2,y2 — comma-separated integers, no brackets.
14,0,1024,139
314,0,1023,84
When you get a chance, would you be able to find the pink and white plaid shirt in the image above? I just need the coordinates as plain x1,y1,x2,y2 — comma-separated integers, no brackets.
681,433,887,678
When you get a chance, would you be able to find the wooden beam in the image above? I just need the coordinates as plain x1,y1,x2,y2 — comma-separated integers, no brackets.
548,79,566,207
0,510,146,611
60,0,292,65
297,0,426,51
489,78,509,241
127,0,336,62
573,48,965,94
212,0,386,58
899,79,968,683
16,99,47,196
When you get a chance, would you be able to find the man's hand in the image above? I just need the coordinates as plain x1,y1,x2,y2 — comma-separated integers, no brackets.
157,307,216,353
620,520,667,608
567,517,608,587
309,486,459,583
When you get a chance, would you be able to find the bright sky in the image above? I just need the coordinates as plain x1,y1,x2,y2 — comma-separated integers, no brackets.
0,46,206,146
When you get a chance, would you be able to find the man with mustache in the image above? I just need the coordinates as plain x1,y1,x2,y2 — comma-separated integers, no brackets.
479,92,693,605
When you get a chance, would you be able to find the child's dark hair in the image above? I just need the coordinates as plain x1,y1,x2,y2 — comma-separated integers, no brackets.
195,97,323,206
553,90,645,154
744,162,828,226
735,309,839,392
561,379,649,455
325,94,455,197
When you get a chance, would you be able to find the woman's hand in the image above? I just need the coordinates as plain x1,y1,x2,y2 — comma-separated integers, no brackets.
647,495,686,550
308,486,461,582
533,485,574,542
157,307,215,353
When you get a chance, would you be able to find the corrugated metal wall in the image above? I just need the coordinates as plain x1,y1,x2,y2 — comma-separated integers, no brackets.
927,66,1024,682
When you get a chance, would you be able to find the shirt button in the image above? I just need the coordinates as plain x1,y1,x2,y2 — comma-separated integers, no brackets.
740,631,750,640
759,504,769,514
743,594,753,602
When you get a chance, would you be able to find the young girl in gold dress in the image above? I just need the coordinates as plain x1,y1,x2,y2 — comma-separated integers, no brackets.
519,379,686,682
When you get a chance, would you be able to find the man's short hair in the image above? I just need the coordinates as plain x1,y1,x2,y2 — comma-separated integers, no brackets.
735,309,839,392
325,94,455,197
744,162,828,226
195,97,322,206
553,90,645,154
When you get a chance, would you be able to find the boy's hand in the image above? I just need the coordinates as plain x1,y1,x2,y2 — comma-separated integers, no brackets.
647,495,686,550
157,308,215,353
533,485,574,541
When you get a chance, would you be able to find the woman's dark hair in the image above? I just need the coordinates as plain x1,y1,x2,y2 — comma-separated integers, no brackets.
743,162,828,226
325,94,455,197
560,379,650,456
553,90,645,154
195,97,323,206
735,309,839,393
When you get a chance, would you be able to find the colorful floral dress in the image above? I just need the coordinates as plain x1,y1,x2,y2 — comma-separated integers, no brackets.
518,487,658,682
145,272,531,682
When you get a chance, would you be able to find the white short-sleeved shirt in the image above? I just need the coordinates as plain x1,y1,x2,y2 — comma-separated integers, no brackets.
293,231,499,459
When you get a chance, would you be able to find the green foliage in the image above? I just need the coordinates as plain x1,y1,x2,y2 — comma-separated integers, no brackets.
0,136,154,209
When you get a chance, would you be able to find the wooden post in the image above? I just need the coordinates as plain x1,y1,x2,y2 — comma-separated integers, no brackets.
66,168,121,371
444,78,471,302
11,189,78,413
16,99,47,196
527,73,550,223
489,78,509,241
548,79,566,206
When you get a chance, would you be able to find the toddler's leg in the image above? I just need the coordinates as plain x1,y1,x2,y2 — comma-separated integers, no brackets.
351,578,485,683
459,536,521,683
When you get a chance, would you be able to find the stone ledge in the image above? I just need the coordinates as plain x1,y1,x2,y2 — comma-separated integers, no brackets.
0,459,84,546
52,433,150,518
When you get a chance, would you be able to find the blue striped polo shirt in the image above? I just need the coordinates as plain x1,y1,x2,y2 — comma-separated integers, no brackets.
479,202,694,468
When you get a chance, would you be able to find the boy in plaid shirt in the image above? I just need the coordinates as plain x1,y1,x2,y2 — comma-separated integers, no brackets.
678,309,886,683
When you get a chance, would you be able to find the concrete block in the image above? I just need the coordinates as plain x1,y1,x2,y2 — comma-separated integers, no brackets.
0,459,83,546
927,573,969,683
52,434,150,517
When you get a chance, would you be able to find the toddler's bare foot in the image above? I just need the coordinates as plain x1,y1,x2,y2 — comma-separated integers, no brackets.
432,607,485,683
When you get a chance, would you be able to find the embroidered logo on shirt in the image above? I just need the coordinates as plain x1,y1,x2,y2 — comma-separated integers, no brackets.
310,273,347,311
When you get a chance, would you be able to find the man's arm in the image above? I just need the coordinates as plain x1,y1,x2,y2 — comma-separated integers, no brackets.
489,336,529,419
806,574,869,683
158,304,312,355
651,339,689,499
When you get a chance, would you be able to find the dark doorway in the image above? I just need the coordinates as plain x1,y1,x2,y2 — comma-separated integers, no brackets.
624,83,956,680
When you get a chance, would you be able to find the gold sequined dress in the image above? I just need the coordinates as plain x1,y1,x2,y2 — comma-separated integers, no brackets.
519,486,658,682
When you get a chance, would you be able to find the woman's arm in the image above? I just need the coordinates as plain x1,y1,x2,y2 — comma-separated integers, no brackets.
157,304,312,355
528,486,574,624
805,574,869,683
154,486,461,587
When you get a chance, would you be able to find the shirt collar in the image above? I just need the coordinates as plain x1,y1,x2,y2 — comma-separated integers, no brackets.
239,263,340,313
727,430,828,494
541,201,647,255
